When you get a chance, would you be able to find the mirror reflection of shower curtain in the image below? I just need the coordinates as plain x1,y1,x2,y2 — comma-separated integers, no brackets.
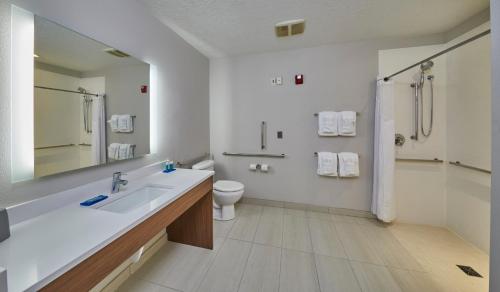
91,95,106,165
83,95,92,134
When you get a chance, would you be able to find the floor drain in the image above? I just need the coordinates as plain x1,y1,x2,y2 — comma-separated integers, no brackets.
457,265,483,278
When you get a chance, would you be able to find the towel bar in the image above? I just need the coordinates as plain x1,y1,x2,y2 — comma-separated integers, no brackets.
223,152,285,158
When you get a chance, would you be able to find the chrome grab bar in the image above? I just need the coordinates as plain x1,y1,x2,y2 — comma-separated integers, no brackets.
449,161,491,174
396,158,443,163
223,152,285,158
261,121,267,150
313,112,360,116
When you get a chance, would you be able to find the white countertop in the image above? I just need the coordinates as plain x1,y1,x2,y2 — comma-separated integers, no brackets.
0,168,213,292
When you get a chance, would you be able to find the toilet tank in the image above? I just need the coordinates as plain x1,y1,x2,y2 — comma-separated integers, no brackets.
192,160,215,171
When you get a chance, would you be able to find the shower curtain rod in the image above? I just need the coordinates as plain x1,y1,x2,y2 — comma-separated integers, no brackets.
35,85,102,97
383,29,491,82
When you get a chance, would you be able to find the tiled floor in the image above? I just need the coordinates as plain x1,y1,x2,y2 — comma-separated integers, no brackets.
118,204,489,292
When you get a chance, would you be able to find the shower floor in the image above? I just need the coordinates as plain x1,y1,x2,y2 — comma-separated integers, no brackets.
116,203,489,292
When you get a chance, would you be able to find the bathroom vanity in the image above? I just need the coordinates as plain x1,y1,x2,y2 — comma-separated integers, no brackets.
0,167,213,292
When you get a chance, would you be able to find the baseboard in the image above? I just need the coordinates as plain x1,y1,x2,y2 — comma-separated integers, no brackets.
240,196,375,219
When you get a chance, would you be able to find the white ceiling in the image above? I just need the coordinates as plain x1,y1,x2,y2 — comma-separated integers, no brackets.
35,17,145,73
139,0,489,58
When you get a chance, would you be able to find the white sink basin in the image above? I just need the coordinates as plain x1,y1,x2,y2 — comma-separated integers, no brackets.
97,184,174,213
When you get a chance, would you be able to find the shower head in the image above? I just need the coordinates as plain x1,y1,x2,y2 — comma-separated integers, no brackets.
420,61,434,72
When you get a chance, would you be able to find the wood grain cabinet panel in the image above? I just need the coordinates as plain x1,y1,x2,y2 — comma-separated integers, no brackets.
40,177,213,292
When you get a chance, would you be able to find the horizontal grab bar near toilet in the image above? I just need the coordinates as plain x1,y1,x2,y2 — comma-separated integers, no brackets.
314,112,360,117
396,158,443,163
223,152,286,158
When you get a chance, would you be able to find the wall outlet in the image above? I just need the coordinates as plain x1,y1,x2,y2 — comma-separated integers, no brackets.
271,76,283,86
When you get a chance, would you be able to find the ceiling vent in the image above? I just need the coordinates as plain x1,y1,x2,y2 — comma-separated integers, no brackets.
275,19,305,37
103,48,130,58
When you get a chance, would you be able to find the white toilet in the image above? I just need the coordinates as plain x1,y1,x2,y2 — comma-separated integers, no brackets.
192,160,244,221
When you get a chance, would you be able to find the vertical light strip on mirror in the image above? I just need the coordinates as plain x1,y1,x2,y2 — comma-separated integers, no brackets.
11,5,34,182
149,65,158,154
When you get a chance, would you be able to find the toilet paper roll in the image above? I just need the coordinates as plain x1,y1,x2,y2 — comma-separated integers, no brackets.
260,164,269,172
249,164,258,171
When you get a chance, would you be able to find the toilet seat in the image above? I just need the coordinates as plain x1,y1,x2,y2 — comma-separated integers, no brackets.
214,180,244,192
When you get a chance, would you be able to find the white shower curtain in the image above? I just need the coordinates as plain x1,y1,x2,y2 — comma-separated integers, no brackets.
372,79,396,222
91,95,106,165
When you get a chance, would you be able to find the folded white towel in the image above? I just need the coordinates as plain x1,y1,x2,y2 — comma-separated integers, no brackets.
317,152,338,177
318,111,339,136
107,143,120,160
338,152,359,177
339,111,356,136
118,115,134,133
108,115,120,132
118,144,132,160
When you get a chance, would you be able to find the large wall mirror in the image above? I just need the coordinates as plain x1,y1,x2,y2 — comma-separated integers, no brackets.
33,16,150,178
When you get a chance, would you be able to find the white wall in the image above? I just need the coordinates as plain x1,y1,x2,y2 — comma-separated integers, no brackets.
34,68,81,147
446,23,491,253
0,0,209,207
210,35,445,211
379,45,448,226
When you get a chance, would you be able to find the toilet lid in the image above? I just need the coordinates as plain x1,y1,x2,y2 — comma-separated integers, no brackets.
214,180,244,192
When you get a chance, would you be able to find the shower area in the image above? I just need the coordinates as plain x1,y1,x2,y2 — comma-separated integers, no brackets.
378,22,491,255
34,69,105,177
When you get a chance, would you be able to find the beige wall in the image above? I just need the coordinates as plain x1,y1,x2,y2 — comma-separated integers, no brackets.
210,35,445,211
34,68,81,147
446,22,491,253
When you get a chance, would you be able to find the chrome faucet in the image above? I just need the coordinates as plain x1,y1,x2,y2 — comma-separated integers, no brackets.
111,172,128,194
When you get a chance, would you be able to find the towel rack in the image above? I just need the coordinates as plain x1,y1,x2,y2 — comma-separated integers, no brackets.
396,158,443,163
449,161,491,174
314,112,360,117
223,152,285,158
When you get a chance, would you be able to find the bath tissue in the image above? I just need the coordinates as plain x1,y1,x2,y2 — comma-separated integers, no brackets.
249,164,258,171
261,164,269,172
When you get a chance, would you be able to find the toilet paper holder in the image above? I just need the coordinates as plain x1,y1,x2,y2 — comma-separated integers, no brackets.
250,163,269,172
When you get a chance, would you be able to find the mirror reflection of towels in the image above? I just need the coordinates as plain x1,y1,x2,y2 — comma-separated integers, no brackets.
108,115,134,132
118,115,133,132
108,115,119,132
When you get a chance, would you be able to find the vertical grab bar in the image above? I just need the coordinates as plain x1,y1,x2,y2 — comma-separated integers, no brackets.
411,83,419,140
261,121,267,150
